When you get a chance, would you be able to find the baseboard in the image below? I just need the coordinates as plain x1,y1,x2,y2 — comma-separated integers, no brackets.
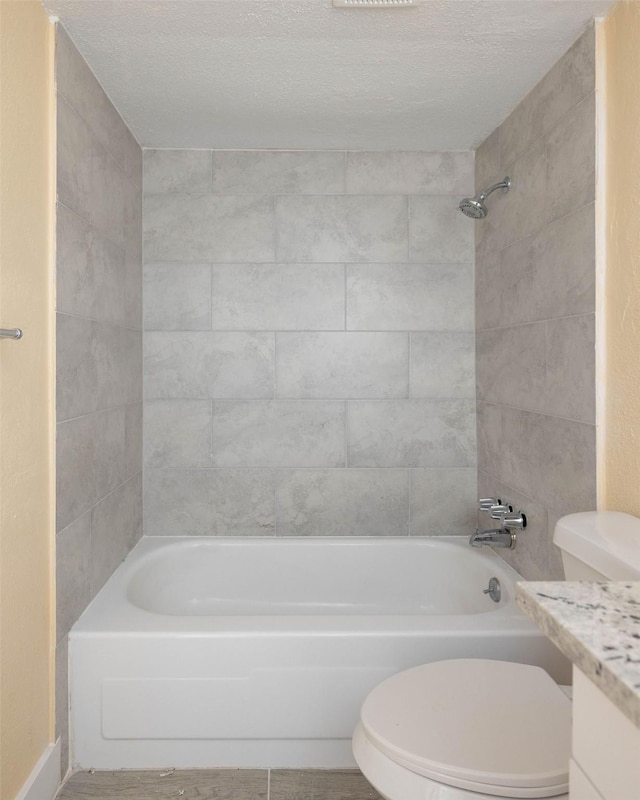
14,740,61,800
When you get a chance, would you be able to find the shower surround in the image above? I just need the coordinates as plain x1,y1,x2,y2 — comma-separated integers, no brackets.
55,27,143,769
475,26,597,580
142,151,477,537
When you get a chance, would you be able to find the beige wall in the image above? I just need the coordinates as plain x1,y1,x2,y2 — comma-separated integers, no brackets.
0,1,56,798
600,2,640,515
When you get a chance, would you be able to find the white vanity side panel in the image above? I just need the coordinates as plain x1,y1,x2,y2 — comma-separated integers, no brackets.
572,668,640,800
569,759,603,800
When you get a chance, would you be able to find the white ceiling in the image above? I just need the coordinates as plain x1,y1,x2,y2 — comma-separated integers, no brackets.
42,0,615,151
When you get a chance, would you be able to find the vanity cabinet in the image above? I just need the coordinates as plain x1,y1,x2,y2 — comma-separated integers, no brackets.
570,668,640,800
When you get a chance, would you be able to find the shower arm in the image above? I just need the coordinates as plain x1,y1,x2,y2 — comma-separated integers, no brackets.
478,179,510,202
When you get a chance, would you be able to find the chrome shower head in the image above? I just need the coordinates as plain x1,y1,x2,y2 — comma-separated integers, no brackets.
459,177,510,219
458,197,487,219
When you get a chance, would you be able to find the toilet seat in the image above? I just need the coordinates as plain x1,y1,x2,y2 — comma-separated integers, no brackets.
357,659,571,799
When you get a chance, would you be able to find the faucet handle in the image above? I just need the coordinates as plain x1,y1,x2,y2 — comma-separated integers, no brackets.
502,512,527,530
489,504,510,519
479,497,501,511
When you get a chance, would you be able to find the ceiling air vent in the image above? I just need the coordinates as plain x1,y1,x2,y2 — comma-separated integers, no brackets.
333,0,425,7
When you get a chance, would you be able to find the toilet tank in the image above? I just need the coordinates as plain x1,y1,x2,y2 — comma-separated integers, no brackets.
554,511,640,581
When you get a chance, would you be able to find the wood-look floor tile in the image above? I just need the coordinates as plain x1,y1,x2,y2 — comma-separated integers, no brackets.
56,769,268,800
269,770,382,800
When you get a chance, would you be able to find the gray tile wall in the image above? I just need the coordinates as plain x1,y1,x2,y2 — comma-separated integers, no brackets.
475,26,597,580
55,27,143,769
143,150,477,537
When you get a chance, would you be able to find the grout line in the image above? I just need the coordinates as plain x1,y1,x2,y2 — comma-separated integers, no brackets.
477,399,596,427
477,310,595,333
57,400,141,428
489,198,595,256
500,88,595,174
142,327,476,334
267,767,271,800
56,308,141,333
141,397,476,403
144,466,466,472
56,198,129,257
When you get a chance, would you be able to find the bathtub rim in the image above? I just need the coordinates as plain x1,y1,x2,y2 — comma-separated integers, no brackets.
71,535,542,637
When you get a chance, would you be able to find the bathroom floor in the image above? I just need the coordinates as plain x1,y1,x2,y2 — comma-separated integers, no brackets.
55,768,383,800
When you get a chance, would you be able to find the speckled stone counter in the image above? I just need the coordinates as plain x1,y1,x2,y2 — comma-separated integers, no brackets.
516,581,640,728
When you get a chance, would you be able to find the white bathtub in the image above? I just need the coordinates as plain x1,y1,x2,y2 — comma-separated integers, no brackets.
69,536,569,769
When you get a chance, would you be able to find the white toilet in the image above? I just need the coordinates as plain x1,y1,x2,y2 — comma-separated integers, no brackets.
353,511,640,800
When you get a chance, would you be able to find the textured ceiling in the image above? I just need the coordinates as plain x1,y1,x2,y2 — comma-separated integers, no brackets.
42,0,615,150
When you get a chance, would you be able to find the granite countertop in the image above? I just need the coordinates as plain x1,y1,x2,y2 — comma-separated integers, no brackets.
516,581,640,728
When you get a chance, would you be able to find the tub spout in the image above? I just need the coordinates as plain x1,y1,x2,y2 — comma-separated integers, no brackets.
469,528,516,549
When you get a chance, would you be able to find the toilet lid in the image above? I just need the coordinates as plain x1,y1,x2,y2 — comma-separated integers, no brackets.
360,659,571,798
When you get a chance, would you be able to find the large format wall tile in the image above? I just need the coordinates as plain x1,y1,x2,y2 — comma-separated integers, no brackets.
57,315,142,421
410,468,477,535
409,196,474,263
410,332,475,398
499,202,595,326
543,314,595,423
276,332,409,399
57,96,94,221
57,26,133,175
499,25,595,168
125,403,143,480
475,232,502,331
476,324,547,411
275,195,408,262
347,400,476,467
90,473,143,596
212,401,346,467
499,407,596,516
475,129,501,198
546,92,596,223
56,27,143,773
476,401,503,480
477,471,552,581
144,469,275,536
346,151,474,195
212,150,345,194
276,469,410,536
143,263,211,331
143,149,212,194
57,204,127,325
144,194,275,262
57,406,129,532
143,147,477,539
144,400,213,468
347,263,474,331
144,331,274,399
475,26,596,580
499,140,548,247
210,263,345,331
56,512,91,643
90,145,127,247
